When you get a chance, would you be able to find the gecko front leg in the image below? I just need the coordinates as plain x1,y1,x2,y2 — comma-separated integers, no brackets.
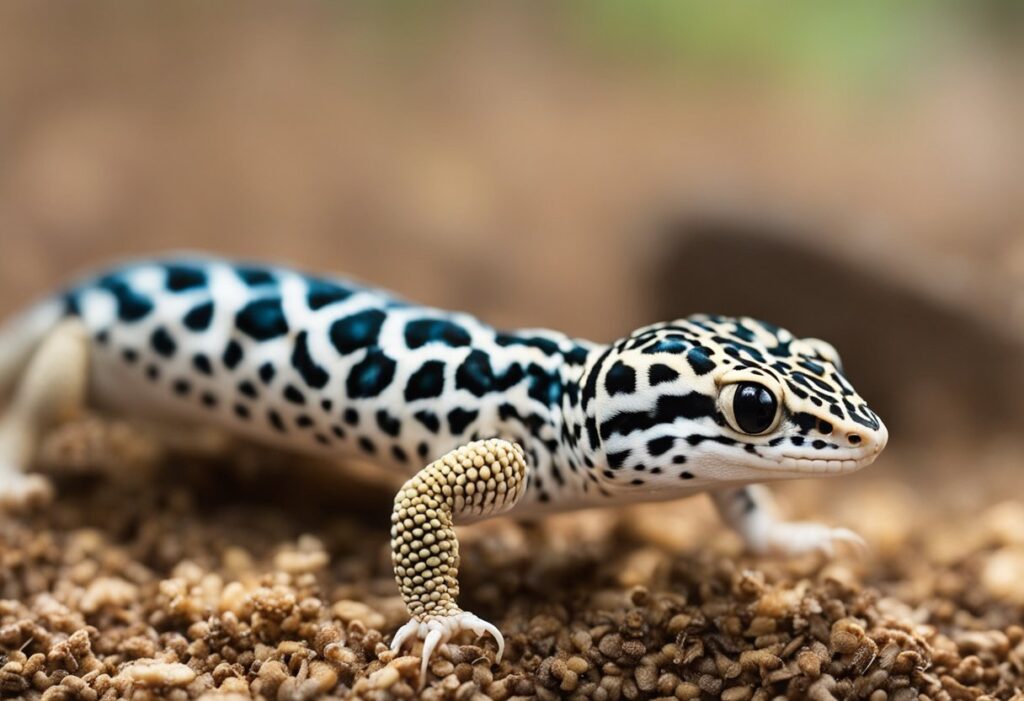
712,485,866,557
389,438,528,682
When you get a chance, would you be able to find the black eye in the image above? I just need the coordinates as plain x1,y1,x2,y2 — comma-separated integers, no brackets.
733,382,778,434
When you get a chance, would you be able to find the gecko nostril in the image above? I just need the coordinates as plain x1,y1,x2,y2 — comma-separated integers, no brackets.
847,433,862,445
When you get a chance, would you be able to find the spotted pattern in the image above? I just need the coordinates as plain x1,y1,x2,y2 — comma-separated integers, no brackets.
56,257,885,514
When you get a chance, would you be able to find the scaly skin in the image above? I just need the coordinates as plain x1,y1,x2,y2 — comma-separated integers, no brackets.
0,255,888,682
390,439,527,681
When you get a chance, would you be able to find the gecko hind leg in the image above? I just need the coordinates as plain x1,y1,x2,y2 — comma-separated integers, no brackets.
389,438,529,685
0,319,90,509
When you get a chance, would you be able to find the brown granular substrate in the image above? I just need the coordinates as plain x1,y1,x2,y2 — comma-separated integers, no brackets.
1,419,1023,700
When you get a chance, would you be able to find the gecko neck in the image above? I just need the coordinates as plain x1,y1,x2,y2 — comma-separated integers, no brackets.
485,337,611,512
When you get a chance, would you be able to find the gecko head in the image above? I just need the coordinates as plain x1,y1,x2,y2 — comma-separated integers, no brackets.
588,315,887,488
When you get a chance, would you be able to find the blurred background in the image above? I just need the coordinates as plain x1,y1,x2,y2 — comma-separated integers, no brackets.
0,2,1021,505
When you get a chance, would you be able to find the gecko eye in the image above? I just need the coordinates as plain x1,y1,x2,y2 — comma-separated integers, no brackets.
723,382,780,435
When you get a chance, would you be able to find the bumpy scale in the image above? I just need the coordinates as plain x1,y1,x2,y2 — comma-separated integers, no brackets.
390,439,527,680
0,255,889,682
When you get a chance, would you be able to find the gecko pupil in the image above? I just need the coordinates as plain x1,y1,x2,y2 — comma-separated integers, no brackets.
734,382,777,434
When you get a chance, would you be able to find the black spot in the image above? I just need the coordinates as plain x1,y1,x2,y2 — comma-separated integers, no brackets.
314,434,330,445
405,360,446,401
630,479,644,486
417,442,430,459
799,359,826,376
647,436,675,456
405,318,471,349
321,399,333,411
165,264,207,292
121,348,138,364
183,301,214,331
685,348,716,375
235,265,276,287
346,349,397,398
494,333,560,356
585,416,600,451
97,275,153,322
447,408,478,435
812,439,828,449
291,331,329,389
62,292,81,317
172,379,191,396
685,434,738,447
648,363,679,386
455,351,524,397
145,365,160,381
391,445,408,463
328,309,386,355
95,329,109,345
236,298,289,341
233,404,250,420
581,346,613,411
283,384,306,405
150,327,177,358
358,436,376,454
222,340,243,369
307,278,353,310
200,392,218,408
376,410,401,437
607,450,630,468
237,380,258,399
343,408,359,426
600,392,718,441
414,410,440,433
604,361,636,396
672,455,687,464
526,364,561,406
790,413,817,435
331,425,346,439
268,410,286,432
193,353,213,376
296,414,314,428
642,336,689,355
679,470,694,479
258,362,276,384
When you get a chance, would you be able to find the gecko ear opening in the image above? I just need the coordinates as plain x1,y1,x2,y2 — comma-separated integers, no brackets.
802,338,844,372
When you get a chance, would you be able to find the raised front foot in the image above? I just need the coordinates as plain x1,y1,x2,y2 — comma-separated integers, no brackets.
755,521,866,558
713,485,867,559
390,611,504,683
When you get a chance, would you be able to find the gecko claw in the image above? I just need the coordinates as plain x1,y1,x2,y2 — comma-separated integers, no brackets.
390,612,505,686
827,527,868,558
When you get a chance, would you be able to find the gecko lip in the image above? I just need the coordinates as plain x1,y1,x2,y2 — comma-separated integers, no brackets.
768,448,882,475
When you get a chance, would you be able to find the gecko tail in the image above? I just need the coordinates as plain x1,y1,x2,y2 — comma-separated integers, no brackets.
0,299,65,401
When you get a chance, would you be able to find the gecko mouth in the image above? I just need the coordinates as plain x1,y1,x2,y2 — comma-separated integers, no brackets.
768,448,882,475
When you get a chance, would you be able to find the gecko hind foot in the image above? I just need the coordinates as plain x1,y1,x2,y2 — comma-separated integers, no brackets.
390,611,504,684
0,471,53,512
